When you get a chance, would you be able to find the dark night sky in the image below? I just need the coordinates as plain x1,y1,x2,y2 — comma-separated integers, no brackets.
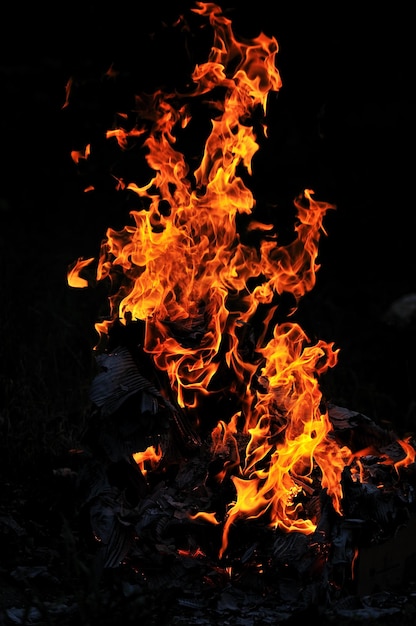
1,1,415,431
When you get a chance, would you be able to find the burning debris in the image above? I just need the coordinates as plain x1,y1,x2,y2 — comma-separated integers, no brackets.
62,1,416,620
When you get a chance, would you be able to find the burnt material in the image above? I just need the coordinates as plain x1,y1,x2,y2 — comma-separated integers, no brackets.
74,348,416,613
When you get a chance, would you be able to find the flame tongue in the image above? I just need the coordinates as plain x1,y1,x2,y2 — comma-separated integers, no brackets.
68,2,350,554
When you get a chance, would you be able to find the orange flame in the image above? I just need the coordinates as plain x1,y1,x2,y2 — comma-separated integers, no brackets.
133,445,163,475
394,437,416,471
67,256,95,288
66,2,391,556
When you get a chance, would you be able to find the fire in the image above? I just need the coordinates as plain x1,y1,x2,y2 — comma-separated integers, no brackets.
67,256,95,288
133,445,163,475
66,2,413,558
394,437,416,471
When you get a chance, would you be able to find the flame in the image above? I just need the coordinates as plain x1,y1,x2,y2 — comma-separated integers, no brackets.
67,256,95,288
67,2,412,557
70,144,91,165
394,437,416,471
133,445,163,475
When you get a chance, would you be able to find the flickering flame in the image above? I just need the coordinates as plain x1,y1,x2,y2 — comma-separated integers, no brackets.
66,2,414,558
394,437,416,471
133,445,163,475
68,256,95,288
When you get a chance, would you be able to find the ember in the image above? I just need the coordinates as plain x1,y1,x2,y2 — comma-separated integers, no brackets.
64,1,416,619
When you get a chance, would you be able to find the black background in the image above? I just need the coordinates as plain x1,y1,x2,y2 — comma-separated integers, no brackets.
1,0,415,440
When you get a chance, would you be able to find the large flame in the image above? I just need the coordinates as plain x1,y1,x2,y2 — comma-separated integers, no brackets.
66,2,386,556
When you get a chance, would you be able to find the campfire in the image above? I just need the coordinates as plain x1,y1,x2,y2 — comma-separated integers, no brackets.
64,2,416,618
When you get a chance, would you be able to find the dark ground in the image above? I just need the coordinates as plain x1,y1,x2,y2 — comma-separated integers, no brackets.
1,1,416,624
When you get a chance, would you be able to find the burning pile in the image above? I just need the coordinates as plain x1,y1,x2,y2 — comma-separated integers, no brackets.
65,1,416,613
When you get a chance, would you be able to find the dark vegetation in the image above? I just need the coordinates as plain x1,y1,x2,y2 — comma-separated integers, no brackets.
1,1,415,623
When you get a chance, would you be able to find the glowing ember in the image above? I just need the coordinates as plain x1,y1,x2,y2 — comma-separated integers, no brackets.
66,1,413,559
